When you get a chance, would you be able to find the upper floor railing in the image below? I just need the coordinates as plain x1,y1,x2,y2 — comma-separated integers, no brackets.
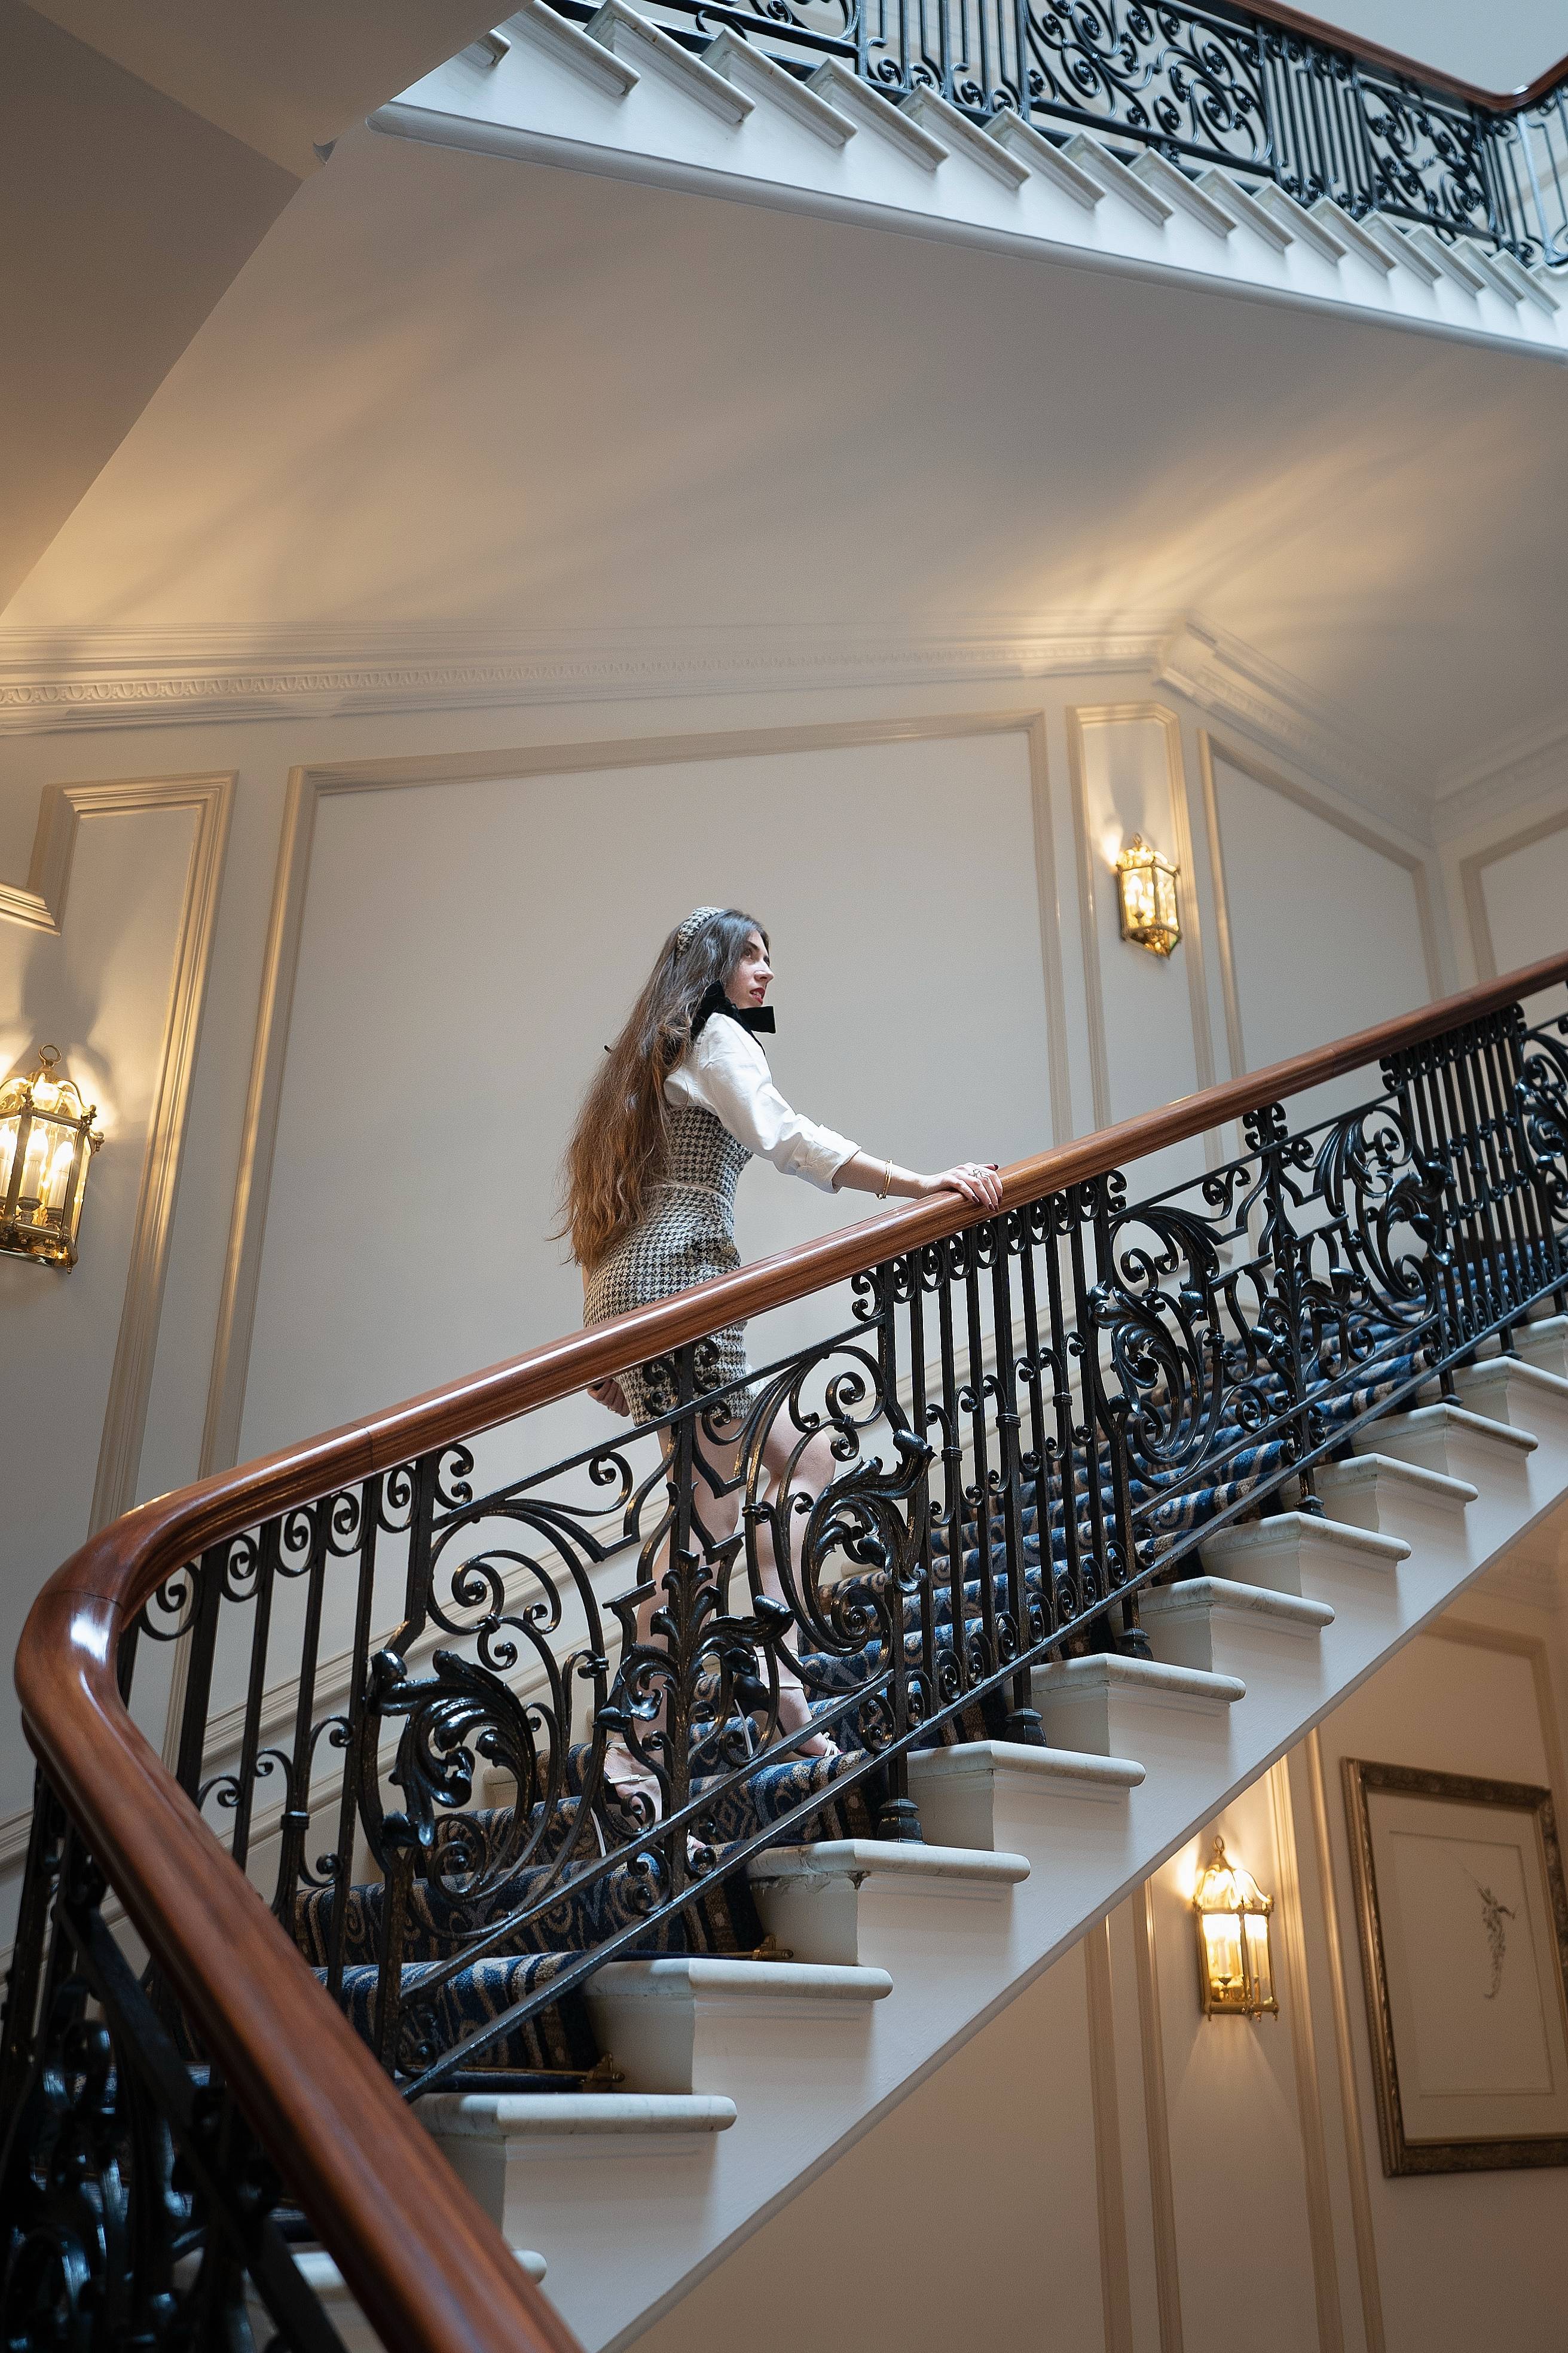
547,0,1568,272
5,950,1568,2346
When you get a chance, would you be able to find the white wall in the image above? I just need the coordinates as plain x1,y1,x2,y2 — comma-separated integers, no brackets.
240,726,1052,1466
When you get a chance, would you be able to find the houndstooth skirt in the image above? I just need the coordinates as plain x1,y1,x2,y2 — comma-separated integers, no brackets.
583,1105,753,1424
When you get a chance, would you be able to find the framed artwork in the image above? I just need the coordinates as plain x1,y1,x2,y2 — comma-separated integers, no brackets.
1343,1759,1568,2175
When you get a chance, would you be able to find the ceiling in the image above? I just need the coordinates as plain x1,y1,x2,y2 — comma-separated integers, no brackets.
0,0,502,612
5,118,1567,811
1302,2,1568,95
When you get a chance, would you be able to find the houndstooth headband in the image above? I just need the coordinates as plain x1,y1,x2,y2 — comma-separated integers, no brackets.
675,906,725,953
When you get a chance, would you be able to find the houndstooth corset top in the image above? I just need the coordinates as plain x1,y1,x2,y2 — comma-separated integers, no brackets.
655,1102,751,1239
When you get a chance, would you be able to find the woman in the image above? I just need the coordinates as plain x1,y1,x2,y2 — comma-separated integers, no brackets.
563,905,1001,1790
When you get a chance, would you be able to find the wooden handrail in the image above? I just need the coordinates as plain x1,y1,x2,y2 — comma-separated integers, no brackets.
14,946,1568,2352
1237,1,1568,115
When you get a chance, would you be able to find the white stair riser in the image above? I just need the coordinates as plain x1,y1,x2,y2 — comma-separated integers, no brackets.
441,2125,730,2263
1352,1408,1540,1511
1518,1325,1568,1380
1138,1580,1332,1680
909,1745,1141,1853
1452,1358,1568,1440
1309,1453,1476,1553
585,1977,888,2099
751,1868,1020,1970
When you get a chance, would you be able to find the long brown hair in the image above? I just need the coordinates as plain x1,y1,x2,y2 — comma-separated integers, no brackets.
562,907,767,1270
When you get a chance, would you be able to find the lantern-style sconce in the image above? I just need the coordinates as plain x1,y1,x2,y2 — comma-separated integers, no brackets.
1193,1835,1277,2020
1115,835,1181,957
0,1046,103,1269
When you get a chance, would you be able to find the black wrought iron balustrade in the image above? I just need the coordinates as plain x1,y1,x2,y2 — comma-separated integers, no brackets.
7,986,1568,2324
1,1789,347,2350
548,0,1568,270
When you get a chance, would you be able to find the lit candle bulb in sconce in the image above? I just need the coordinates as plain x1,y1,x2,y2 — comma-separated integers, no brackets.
19,1116,51,1215
1192,1834,1278,2019
42,1133,79,1216
1114,834,1182,957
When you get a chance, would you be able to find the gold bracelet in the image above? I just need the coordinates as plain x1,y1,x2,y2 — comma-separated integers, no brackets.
876,1157,893,1200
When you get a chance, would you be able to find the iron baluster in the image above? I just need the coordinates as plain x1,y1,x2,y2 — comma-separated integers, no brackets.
903,1246,942,1732
934,1237,970,1697
990,1212,1043,1738
325,1477,383,2005
224,1512,282,1875
274,1492,333,1929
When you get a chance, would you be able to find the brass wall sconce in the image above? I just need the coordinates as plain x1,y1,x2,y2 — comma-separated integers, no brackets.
1115,835,1181,957
0,1046,103,1269
1193,1835,1278,2019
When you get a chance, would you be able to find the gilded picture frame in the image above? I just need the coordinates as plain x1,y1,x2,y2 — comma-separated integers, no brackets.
1343,1759,1568,2176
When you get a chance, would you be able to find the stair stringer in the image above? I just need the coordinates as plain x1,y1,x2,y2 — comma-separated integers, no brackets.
369,1,1568,367
413,1401,1568,2351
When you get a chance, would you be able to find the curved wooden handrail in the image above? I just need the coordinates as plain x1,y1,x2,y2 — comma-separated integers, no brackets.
1238,1,1568,114
16,946,1568,2353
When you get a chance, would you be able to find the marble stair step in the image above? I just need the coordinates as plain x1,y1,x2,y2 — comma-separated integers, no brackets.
1138,1575,1333,1677
1301,1451,1477,1547
747,1836,1029,1967
1199,1509,1408,1600
1450,1355,1568,1440
1349,1398,1536,1489
418,2091,736,2256
907,1738,1145,1853
583,1954,892,2097
1031,1653,1245,1767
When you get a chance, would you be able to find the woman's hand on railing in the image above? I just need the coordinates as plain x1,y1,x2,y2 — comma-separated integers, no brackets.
919,1162,1004,1210
833,1153,1002,1209
588,1375,632,1416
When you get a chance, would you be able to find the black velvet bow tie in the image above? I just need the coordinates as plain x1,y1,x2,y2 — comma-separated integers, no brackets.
692,981,775,1040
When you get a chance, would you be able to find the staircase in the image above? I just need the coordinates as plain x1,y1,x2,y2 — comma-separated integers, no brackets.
368,0,1568,366
7,959,1568,2353
311,1343,1568,2350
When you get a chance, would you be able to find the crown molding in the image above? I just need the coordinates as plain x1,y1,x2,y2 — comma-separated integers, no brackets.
0,618,1175,738
1431,701,1568,836
1154,619,1422,828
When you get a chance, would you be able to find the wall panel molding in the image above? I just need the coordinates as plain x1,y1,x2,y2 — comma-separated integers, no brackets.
1086,1918,1135,2353
1268,1758,1346,2353
2,774,235,1533
1303,1729,1387,2353
82,779,236,1530
1,773,233,1867
1135,1883,1184,2353
1068,701,1217,1135
199,712,1070,1481
1199,731,1442,1077
1457,805,1568,980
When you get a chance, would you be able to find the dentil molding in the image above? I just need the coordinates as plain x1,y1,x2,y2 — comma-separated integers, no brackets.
0,618,1175,738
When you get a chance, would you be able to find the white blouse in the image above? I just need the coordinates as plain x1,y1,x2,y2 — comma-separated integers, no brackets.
666,1016,859,1193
